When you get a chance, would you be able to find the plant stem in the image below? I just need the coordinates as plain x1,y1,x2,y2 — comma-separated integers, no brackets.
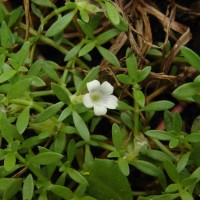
15,153,48,182
39,5,72,31
9,99,44,112
132,190,159,196
152,138,178,161
97,142,115,152
31,90,54,97
134,100,140,137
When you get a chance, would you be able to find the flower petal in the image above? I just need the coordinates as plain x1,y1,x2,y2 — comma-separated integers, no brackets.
100,81,114,95
87,80,100,93
93,104,107,116
103,95,118,109
83,93,94,108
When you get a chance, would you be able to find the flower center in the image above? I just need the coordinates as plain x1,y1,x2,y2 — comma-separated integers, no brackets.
90,92,101,102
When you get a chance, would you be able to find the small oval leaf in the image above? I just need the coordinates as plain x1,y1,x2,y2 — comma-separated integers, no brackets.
72,111,90,142
30,152,63,165
46,10,77,37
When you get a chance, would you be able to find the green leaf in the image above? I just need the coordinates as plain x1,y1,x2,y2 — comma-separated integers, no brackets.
131,160,160,176
31,0,56,8
0,7,6,23
105,1,120,25
173,82,200,99
0,115,17,143
0,69,17,83
38,190,48,200
143,149,172,162
30,152,63,165
169,138,179,148
42,61,60,82
97,45,120,67
3,179,22,200
34,102,64,123
96,28,120,45
108,151,120,158
0,21,15,48
138,194,179,200
117,74,132,84
173,112,182,133
142,100,174,111
145,130,173,141
46,10,77,37
8,6,24,27
0,54,5,70
16,41,30,66
28,60,42,76
76,1,100,13
51,83,71,104
121,112,133,129
4,153,16,171
117,100,133,110
72,111,90,142
165,183,178,193
0,178,17,190
7,78,32,100
147,48,162,56
180,190,193,200
47,184,74,200
181,177,198,187
163,159,179,183
67,139,76,163
8,58,20,69
83,159,133,200
137,66,151,82
21,136,43,149
112,123,122,150
16,106,30,134
185,133,200,143
117,158,130,176
134,90,145,107
191,115,200,133
113,16,128,32
22,174,34,200
80,9,89,23
77,19,94,39
31,76,46,87
177,152,191,173
126,48,137,81
181,46,200,72
78,42,96,57
64,42,84,61
55,132,66,154
58,107,72,121
75,66,99,95
164,110,173,131
67,168,88,184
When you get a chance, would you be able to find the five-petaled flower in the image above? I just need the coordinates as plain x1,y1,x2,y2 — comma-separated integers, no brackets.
83,80,118,116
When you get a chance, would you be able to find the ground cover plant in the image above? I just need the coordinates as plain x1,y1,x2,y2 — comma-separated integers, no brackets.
0,0,200,199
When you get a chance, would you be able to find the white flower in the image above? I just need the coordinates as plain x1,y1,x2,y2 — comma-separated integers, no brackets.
83,80,118,116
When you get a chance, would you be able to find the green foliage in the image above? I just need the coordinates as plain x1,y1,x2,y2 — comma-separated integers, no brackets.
97,45,120,67
45,10,77,37
72,111,90,142
31,0,56,8
83,159,133,200
181,46,200,72
0,1,200,199
104,1,120,25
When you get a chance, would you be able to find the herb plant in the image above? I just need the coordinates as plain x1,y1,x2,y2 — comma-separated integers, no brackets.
0,1,200,200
